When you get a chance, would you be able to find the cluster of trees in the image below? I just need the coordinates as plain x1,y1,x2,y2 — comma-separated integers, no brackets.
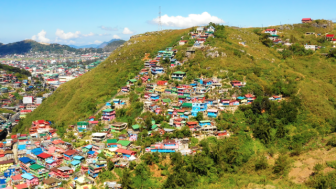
0,64,31,76
279,43,314,59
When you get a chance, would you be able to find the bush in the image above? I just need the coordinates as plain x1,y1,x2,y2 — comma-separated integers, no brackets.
255,155,268,171
327,137,336,147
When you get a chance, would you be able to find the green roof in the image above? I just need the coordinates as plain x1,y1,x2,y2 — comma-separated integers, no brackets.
162,99,171,103
129,79,137,82
173,71,186,74
270,35,279,37
77,121,89,126
132,124,140,129
30,164,44,170
200,120,211,123
152,124,158,130
107,139,118,143
182,103,192,108
102,108,114,112
178,96,186,98
117,140,131,146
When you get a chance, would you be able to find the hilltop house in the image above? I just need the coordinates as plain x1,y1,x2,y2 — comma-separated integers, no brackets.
179,40,188,46
264,29,277,35
302,18,312,23
326,34,334,41
304,45,317,51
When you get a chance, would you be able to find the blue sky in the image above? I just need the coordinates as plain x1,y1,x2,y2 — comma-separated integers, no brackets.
0,0,335,45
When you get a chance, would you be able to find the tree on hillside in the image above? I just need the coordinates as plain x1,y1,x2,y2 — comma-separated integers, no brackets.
253,118,271,144
121,168,134,189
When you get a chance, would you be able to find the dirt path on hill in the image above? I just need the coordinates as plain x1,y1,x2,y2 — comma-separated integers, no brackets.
289,148,336,184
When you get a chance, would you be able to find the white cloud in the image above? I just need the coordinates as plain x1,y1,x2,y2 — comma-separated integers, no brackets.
123,27,134,34
82,32,95,37
112,35,121,39
151,12,224,28
55,29,81,40
99,25,118,31
68,40,76,44
94,40,102,44
31,30,50,43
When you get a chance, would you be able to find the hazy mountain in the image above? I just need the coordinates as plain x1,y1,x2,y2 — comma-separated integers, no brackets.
0,40,79,55
69,39,123,49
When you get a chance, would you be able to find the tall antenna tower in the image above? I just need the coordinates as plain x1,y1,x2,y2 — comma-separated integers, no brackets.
159,6,162,31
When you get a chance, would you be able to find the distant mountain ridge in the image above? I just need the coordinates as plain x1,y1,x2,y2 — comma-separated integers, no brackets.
0,40,79,55
69,39,123,49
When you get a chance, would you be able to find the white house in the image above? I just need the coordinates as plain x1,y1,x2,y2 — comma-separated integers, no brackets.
265,29,277,35
196,27,205,33
207,26,215,32
179,40,188,46
304,45,317,51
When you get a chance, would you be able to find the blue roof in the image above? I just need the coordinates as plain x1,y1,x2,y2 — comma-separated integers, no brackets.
83,145,92,149
87,151,95,155
73,156,84,160
45,159,55,164
71,160,81,165
31,148,43,156
19,157,32,164
21,173,34,180
18,144,26,150
237,96,245,100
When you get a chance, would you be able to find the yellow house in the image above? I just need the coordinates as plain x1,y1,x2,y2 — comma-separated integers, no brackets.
0,159,14,173
154,85,166,93
75,176,94,189
104,148,118,157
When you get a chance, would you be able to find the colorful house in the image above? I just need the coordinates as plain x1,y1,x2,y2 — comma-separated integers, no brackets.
74,176,94,189
127,79,137,85
150,94,160,101
191,102,207,116
77,121,89,132
29,164,49,181
0,160,14,173
115,149,136,158
199,120,211,127
101,109,116,121
172,71,186,80
150,140,179,153
207,109,218,118
21,173,39,187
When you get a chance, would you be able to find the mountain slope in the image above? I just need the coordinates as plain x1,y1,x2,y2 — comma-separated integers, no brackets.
69,39,124,49
16,29,186,133
102,39,126,52
0,40,79,55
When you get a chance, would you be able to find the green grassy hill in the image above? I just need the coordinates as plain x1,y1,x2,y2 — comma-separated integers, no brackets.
15,29,188,133
13,22,336,188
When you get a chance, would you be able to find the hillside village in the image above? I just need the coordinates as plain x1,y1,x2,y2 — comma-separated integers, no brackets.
0,18,336,189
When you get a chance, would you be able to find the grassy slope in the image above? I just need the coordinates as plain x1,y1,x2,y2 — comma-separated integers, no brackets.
19,29,188,132
15,24,336,188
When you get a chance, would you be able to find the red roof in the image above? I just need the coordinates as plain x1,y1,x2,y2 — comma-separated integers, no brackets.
15,184,28,189
157,80,167,85
52,140,64,145
187,121,198,125
326,34,334,38
302,18,312,21
115,148,135,155
180,40,188,42
245,94,254,98
37,152,53,159
333,39,336,41
11,174,22,181
265,29,276,31
64,150,77,156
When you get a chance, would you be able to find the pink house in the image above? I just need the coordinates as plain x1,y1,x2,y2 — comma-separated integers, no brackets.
21,173,39,187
